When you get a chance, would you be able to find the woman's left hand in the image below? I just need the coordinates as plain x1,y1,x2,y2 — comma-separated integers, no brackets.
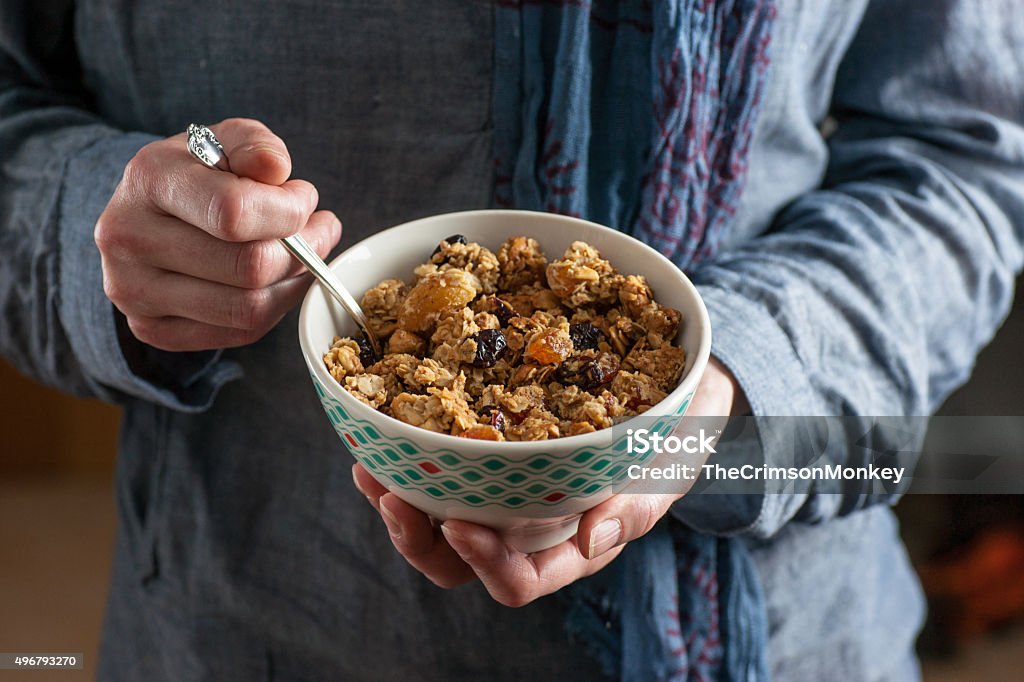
351,355,744,607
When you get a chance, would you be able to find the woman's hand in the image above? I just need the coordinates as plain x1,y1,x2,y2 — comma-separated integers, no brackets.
94,118,341,352
352,356,746,606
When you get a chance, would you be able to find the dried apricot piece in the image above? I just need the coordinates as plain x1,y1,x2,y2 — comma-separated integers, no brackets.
458,425,505,441
398,269,481,333
524,328,573,365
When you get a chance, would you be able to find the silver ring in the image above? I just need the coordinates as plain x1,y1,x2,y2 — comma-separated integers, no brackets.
186,123,230,171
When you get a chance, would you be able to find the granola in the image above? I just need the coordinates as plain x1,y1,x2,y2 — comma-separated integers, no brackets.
324,235,686,440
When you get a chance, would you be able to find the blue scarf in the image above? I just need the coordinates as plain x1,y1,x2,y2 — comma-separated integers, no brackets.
494,1,776,680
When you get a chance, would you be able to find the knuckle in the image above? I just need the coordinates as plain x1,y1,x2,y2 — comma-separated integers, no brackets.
287,197,310,233
231,287,272,331
426,574,465,590
121,148,153,193
235,241,277,288
240,325,269,346
126,316,158,345
224,117,268,136
93,213,116,254
209,185,246,240
320,213,342,251
101,271,122,304
93,212,136,257
634,496,663,537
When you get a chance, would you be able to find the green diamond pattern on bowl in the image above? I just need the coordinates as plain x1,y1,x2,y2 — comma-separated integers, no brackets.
312,373,694,509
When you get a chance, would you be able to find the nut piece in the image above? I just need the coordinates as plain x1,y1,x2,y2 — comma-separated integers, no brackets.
398,269,481,333
323,337,364,382
388,329,426,356
343,373,389,408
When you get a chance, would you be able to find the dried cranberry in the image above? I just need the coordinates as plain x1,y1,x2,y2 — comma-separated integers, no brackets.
471,329,508,368
355,334,378,366
625,396,652,411
478,405,509,432
479,405,507,433
506,409,529,425
569,322,604,351
431,233,468,257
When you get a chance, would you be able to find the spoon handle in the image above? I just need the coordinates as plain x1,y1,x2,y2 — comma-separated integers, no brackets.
280,234,381,357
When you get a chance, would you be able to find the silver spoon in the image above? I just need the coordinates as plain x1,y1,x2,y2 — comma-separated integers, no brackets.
186,123,382,359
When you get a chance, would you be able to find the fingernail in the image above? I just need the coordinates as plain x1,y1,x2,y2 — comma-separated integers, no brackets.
441,524,472,560
380,501,403,540
351,468,367,496
587,519,622,559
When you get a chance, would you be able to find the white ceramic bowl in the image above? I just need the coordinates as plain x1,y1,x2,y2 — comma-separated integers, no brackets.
299,210,711,552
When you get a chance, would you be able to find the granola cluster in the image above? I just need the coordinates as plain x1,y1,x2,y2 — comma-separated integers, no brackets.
324,235,686,441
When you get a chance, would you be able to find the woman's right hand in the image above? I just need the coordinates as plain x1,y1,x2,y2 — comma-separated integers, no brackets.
94,118,342,352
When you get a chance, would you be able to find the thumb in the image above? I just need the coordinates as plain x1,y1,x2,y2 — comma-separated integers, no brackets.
576,493,679,560
209,117,292,185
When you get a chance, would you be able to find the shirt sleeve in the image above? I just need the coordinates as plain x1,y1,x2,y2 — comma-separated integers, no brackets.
0,1,242,411
672,0,1024,538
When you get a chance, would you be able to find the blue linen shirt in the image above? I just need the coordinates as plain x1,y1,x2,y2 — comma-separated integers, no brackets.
2,1,1023,679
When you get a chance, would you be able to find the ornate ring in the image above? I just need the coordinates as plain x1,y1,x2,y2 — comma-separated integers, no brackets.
186,123,230,171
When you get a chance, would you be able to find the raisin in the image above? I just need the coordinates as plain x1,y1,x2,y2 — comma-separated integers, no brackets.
524,328,573,365
581,353,620,390
557,351,620,391
569,322,603,351
431,234,468,257
355,334,378,366
484,296,516,327
471,329,508,368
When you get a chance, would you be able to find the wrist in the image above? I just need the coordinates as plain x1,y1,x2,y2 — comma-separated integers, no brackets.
702,355,750,417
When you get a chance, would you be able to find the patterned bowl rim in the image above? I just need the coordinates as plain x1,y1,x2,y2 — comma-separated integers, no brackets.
298,209,712,453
